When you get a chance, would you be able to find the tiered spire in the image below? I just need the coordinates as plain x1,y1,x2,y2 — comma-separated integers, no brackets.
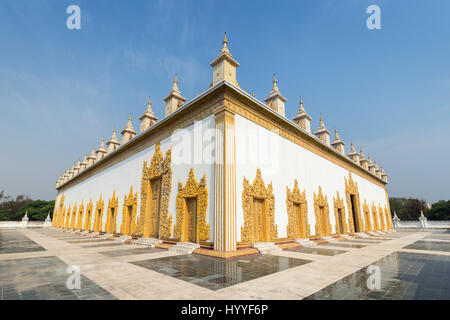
367,154,376,174
347,142,360,163
73,159,81,176
87,145,97,166
359,148,368,169
121,115,137,144
313,114,331,145
380,166,388,182
80,153,88,171
293,97,312,133
331,128,345,154
374,160,382,178
209,32,240,87
264,73,287,117
96,138,107,160
139,97,158,132
107,129,120,153
163,75,187,116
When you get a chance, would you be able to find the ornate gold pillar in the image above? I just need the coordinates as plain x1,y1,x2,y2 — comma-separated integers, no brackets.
214,109,237,252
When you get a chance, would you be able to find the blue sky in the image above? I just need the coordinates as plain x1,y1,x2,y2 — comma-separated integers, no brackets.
0,0,449,203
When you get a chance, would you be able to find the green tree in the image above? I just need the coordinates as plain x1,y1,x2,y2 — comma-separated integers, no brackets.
16,200,56,221
427,200,450,220
389,197,428,221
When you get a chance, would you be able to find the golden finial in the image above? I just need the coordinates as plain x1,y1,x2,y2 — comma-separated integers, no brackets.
252,90,255,97
174,73,178,84
223,31,228,45
113,128,116,134
273,73,277,84
148,96,152,105
320,114,323,122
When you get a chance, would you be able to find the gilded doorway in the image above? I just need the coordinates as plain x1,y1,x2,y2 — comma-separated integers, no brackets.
333,191,347,234
93,195,104,232
76,201,84,230
64,205,71,229
174,169,209,243
105,191,119,234
120,186,138,236
84,199,93,231
314,186,331,237
378,204,386,230
286,179,310,239
362,200,372,231
345,173,363,233
241,169,278,243
69,204,77,230
137,143,172,239
371,202,380,231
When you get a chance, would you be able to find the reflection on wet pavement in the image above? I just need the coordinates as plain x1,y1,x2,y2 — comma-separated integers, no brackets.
305,252,450,300
131,254,311,291
287,246,346,256
405,240,450,252
0,229,46,254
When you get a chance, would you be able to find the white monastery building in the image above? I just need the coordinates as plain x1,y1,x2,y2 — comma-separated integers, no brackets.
53,33,393,258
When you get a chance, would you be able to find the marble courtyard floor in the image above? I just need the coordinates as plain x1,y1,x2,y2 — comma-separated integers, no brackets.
1,228,449,300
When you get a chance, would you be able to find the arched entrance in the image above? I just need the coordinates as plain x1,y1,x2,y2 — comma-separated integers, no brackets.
345,173,364,233
174,168,209,243
314,186,331,237
371,202,380,230
362,200,372,231
93,195,104,232
83,199,93,231
137,143,173,239
333,191,347,234
105,191,119,234
286,179,310,239
76,201,84,230
120,186,138,236
241,169,278,243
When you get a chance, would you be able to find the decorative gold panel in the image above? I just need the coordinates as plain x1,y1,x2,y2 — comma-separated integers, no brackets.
345,173,364,233
93,195,104,232
371,202,380,231
241,169,278,243
286,179,310,239
313,186,331,237
105,191,119,234
76,201,84,230
64,205,71,229
137,143,173,239
362,200,372,231
384,206,392,229
120,186,138,236
333,191,347,234
174,168,210,242
378,204,386,230
83,199,93,231
69,203,77,230
54,194,65,227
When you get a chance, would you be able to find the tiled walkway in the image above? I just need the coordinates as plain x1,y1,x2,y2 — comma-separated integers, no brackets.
0,228,448,300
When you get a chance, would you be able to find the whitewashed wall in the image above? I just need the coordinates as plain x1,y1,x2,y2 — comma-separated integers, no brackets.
234,115,389,241
59,115,216,240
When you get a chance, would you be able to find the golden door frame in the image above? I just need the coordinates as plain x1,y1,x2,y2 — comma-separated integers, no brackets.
174,168,210,242
345,173,364,233
76,201,84,230
362,200,372,231
241,169,278,243
137,143,173,239
83,199,93,231
105,191,119,234
333,191,348,234
53,194,64,227
58,205,66,228
313,186,331,237
286,179,310,239
93,195,105,232
378,204,386,230
371,202,380,231
69,203,77,230
64,205,71,229
120,186,138,236
384,206,392,229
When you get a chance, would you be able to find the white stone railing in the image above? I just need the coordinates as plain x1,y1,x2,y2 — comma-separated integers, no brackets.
0,213,52,229
393,211,450,229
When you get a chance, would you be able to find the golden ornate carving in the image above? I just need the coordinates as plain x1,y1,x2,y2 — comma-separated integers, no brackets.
345,173,364,233
137,143,173,238
371,202,380,231
120,186,138,236
84,199,93,231
378,204,386,230
93,195,104,232
105,191,119,234
313,186,331,237
362,200,372,231
241,169,278,243
64,205,71,229
286,179,309,239
333,191,347,234
76,201,84,230
53,194,65,227
174,168,210,242
69,203,77,230
384,205,392,229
